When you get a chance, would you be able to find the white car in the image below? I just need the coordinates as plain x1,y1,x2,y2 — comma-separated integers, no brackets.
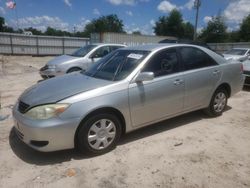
223,48,250,62
243,60,250,86
39,43,126,79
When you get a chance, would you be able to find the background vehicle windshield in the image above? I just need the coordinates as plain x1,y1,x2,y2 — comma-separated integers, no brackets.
84,50,150,81
225,49,247,55
71,45,97,57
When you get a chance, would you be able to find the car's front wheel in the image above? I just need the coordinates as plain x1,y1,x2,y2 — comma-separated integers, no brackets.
204,88,228,117
77,113,122,155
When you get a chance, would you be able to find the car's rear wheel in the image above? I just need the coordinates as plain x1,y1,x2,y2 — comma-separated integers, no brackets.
77,113,122,155
204,88,228,117
67,67,82,73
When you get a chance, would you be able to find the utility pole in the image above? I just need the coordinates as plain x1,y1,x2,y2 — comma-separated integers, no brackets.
193,0,201,41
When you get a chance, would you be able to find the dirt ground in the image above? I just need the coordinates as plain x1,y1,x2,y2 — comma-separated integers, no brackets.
0,55,250,188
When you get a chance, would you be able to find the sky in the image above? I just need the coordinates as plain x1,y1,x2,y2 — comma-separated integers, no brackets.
0,0,250,35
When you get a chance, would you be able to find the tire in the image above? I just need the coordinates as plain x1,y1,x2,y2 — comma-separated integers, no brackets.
77,113,122,155
204,88,228,117
67,67,82,73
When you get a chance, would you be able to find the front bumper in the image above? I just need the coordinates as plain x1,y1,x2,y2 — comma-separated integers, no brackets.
12,104,81,152
39,67,64,79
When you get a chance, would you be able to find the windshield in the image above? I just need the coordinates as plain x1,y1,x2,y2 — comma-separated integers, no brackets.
225,49,247,56
71,44,97,57
84,50,150,81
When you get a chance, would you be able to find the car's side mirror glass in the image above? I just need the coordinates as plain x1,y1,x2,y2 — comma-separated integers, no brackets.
135,72,154,82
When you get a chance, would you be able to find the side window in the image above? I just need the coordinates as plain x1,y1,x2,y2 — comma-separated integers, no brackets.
92,46,110,58
142,49,179,77
180,47,218,71
110,46,123,51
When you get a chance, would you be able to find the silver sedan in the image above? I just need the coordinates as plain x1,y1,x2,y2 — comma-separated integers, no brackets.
13,44,244,154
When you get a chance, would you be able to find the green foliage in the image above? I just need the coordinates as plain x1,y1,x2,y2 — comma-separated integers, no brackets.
239,14,250,41
182,22,194,40
132,31,141,35
154,9,194,40
83,14,124,37
45,27,72,36
198,16,228,43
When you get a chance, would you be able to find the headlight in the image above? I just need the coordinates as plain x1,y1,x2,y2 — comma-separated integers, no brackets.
48,65,56,69
25,104,70,120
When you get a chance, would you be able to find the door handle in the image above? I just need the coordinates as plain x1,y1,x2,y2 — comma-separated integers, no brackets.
213,70,220,75
174,79,184,85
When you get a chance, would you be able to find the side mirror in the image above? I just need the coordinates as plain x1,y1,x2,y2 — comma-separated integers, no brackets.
135,72,154,82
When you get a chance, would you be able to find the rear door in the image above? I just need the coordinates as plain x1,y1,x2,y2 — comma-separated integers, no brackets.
178,47,221,111
129,48,185,127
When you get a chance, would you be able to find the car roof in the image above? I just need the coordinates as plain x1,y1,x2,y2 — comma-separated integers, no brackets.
231,48,250,50
91,43,127,47
120,43,207,52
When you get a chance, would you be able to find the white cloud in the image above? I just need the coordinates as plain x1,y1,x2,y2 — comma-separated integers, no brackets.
107,0,150,6
223,0,250,24
125,19,155,35
157,1,177,13
107,0,135,6
158,0,195,13
150,19,155,27
203,16,212,24
197,27,203,34
64,0,72,7
11,16,70,31
93,8,100,15
126,11,133,16
74,17,91,32
180,0,195,10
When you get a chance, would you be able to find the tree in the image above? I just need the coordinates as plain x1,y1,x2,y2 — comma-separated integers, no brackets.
239,14,250,42
182,22,194,40
198,16,228,43
24,27,43,35
132,31,141,35
0,17,4,32
45,27,72,36
0,16,15,33
83,14,124,37
154,9,187,38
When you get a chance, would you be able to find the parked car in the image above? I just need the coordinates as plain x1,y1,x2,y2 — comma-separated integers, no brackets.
13,44,244,155
159,39,212,50
39,43,126,79
243,60,250,86
223,48,250,62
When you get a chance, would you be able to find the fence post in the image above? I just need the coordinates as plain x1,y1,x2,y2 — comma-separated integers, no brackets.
9,34,13,55
36,36,39,55
62,37,65,54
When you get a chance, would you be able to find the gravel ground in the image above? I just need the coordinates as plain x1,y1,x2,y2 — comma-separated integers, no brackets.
0,55,250,188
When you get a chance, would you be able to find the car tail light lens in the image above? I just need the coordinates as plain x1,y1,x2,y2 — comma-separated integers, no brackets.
240,64,244,73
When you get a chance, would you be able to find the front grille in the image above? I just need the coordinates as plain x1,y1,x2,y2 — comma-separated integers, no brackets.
243,70,250,75
40,65,48,71
18,101,30,114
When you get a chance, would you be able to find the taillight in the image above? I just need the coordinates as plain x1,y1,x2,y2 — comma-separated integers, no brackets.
240,63,243,73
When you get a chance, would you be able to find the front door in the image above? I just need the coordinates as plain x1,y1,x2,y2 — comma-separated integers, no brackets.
129,48,185,127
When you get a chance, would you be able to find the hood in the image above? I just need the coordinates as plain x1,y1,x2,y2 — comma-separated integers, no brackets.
223,54,246,61
19,73,112,107
47,55,80,66
243,60,250,71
